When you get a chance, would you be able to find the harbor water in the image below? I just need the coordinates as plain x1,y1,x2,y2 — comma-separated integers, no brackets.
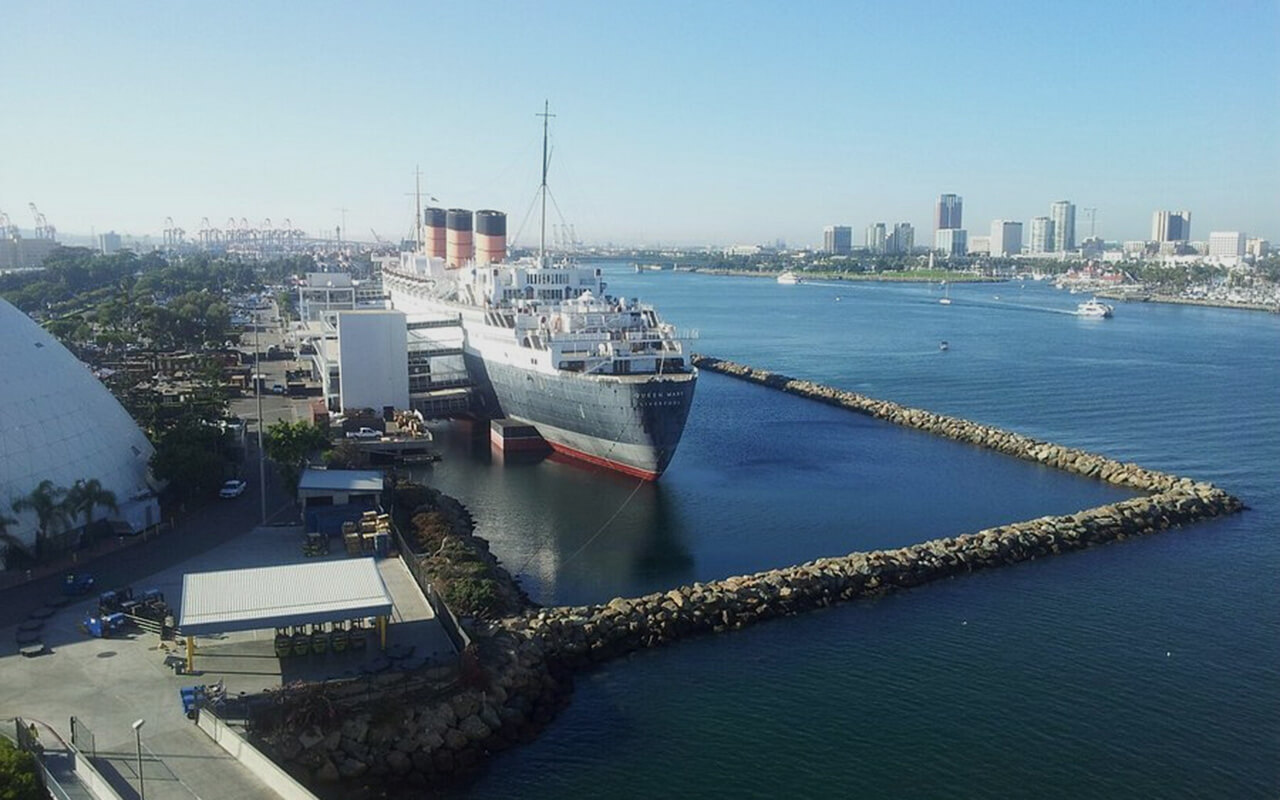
423,266,1277,799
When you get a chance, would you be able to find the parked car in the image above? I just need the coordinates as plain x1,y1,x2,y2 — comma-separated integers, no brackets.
345,427,381,440
271,384,285,394
219,479,248,499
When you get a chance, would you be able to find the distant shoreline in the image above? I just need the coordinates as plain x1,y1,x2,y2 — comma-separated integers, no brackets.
1097,290,1280,314
694,268,1003,284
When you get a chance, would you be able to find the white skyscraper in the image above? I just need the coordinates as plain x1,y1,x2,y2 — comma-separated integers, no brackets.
1029,217,1055,254
1050,201,1075,252
990,220,1023,257
866,223,887,254
934,228,968,257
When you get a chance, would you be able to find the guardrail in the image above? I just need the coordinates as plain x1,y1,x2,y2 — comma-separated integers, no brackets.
197,708,318,800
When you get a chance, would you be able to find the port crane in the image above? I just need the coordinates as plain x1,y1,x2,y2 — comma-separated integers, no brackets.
29,203,56,239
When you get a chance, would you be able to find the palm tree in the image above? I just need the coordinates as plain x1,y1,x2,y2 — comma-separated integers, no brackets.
12,481,70,562
64,479,118,546
0,512,31,568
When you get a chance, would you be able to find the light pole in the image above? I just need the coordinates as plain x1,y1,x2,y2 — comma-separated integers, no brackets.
255,308,266,525
131,718,145,800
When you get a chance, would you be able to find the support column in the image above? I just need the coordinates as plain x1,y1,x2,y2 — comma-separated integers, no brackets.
185,635,195,673
378,615,387,650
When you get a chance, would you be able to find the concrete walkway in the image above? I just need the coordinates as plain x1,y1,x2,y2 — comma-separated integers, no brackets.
1,511,454,800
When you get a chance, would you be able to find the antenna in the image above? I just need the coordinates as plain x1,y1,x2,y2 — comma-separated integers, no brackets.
334,207,348,244
537,100,555,267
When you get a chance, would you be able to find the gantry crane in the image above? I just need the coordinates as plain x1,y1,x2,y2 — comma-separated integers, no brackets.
29,203,56,239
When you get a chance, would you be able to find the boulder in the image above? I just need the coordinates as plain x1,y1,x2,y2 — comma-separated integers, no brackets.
314,758,340,783
459,714,492,742
298,727,325,751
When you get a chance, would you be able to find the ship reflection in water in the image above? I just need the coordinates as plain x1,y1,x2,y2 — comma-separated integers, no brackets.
414,420,694,605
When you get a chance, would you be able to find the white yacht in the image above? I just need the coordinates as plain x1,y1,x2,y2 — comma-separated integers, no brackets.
776,271,801,285
1076,298,1114,318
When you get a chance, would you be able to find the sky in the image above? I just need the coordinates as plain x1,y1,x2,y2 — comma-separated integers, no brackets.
2,0,1277,248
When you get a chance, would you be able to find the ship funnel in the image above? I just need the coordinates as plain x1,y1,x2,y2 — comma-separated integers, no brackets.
475,210,507,265
445,208,473,268
424,207,446,258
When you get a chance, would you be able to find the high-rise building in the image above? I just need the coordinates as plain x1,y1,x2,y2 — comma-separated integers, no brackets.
1152,210,1192,242
866,223,887,254
936,194,963,231
1050,201,1075,252
1208,232,1246,259
990,220,1023,257
1028,217,1055,254
1246,238,1269,259
889,222,914,255
934,228,968,257
823,225,852,255
99,231,122,254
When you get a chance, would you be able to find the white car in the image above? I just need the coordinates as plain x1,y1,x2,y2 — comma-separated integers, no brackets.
345,427,381,440
219,479,248,499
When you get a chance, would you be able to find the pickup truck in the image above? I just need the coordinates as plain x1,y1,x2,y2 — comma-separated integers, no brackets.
345,427,381,440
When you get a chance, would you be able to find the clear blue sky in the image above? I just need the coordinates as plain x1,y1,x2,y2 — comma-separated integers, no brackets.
2,0,1277,247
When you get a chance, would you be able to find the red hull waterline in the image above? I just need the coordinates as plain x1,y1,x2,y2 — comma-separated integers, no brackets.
546,441,661,482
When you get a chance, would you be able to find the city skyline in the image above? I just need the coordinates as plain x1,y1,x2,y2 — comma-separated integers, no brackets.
2,1,1277,248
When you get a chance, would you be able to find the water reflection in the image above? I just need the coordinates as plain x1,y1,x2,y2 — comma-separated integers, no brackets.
413,420,694,606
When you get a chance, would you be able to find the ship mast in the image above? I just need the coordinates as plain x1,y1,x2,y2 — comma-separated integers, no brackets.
414,164,423,252
537,100,555,267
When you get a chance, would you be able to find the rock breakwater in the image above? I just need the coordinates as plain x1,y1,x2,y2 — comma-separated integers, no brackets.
693,355,1207,493
500,355,1244,665
263,355,1244,795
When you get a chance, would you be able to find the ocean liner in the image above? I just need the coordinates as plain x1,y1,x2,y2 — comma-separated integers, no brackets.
381,106,696,480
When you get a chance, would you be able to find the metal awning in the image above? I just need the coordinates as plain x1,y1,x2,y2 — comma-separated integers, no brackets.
297,468,383,493
178,558,393,636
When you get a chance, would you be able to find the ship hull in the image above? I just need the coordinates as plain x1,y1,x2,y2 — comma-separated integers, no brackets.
465,353,696,480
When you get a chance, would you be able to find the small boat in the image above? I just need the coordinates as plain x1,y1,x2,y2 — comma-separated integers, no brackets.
1076,298,1114,318
777,271,801,285
939,340,949,351
939,282,952,305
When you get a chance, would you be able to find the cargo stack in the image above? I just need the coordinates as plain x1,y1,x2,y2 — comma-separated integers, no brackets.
342,520,362,556
345,512,392,557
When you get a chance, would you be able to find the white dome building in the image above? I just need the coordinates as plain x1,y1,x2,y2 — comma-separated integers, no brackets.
1,299,158,563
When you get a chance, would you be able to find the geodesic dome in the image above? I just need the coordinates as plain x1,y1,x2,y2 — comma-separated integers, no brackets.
0,298,156,555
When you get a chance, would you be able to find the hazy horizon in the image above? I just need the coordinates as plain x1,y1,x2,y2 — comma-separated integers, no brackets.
2,1,1277,248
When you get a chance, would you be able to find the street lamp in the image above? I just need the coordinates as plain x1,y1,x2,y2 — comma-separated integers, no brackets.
255,308,267,525
131,718,146,800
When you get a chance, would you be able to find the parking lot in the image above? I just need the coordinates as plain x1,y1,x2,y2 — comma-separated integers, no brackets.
1,514,454,799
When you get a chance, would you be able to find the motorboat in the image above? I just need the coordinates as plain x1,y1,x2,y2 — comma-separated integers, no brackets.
1076,298,1114,318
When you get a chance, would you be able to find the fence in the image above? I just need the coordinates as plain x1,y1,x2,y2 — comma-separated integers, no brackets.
387,517,470,654
69,715,95,758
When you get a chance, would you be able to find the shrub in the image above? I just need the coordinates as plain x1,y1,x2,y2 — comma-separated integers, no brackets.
442,577,500,619
0,737,43,800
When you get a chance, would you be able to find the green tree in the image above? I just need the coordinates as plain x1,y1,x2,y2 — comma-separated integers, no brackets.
150,417,230,502
0,512,31,569
0,736,44,800
11,480,69,562
64,478,119,545
264,421,331,496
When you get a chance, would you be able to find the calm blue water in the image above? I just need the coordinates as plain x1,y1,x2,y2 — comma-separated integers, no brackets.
428,266,1278,799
